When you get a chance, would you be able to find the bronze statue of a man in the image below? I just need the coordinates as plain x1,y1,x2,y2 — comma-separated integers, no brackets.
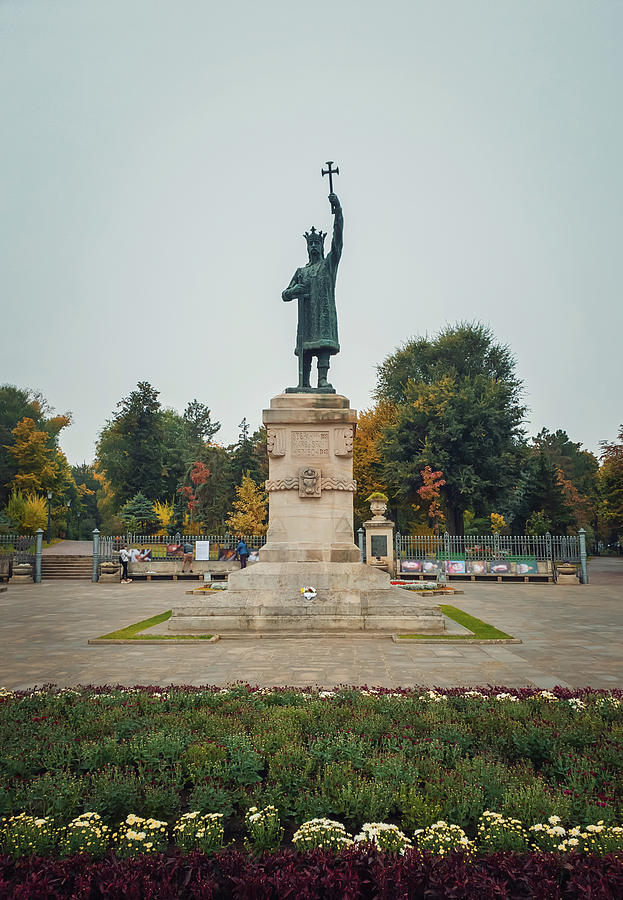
282,192,343,393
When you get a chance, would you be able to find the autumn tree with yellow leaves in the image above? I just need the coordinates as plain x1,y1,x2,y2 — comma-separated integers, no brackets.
226,474,268,535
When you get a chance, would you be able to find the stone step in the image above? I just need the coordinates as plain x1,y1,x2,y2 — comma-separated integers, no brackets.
42,574,91,580
41,557,92,580
41,556,92,563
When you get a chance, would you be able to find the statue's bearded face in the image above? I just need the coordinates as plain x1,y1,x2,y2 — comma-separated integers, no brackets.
307,239,322,262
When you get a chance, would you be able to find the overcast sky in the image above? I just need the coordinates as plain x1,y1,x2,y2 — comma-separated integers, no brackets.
1,0,621,464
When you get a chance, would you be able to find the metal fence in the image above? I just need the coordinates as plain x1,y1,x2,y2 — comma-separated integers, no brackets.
0,534,36,566
98,533,267,563
396,532,581,564
395,531,587,582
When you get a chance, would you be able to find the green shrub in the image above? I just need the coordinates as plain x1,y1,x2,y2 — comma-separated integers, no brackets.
393,785,443,832
220,735,263,786
501,779,571,825
85,766,142,824
187,779,237,819
183,741,228,778
13,771,85,821
267,743,316,795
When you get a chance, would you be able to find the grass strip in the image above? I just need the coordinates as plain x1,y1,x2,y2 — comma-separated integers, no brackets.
398,604,514,640
95,610,213,641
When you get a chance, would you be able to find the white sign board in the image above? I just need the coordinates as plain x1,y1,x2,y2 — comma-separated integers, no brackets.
194,540,210,561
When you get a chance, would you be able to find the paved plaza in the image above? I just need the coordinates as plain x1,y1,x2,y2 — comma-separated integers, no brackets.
0,558,621,691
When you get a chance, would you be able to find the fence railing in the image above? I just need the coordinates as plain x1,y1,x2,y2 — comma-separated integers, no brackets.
395,530,588,582
396,532,580,563
0,534,36,565
98,533,267,563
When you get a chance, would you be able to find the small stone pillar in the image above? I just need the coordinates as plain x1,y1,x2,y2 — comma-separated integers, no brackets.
579,528,589,584
92,529,100,583
363,496,395,575
34,528,43,584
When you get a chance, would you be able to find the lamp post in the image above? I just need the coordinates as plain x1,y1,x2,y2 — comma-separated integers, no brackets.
66,499,72,539
46,491,52,544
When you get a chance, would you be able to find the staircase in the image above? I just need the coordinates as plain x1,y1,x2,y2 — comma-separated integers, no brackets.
41,555,93,580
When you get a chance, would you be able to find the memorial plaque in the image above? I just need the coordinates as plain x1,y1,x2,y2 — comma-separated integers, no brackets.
371,535,388,558
292,431,329,457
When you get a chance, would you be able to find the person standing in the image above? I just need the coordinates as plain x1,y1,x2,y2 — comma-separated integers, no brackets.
119,544,131,584
181,540,194,573
236,538,249,569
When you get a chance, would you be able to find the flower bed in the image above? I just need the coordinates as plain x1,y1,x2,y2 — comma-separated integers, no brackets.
0,847,622,898
0,685,621,857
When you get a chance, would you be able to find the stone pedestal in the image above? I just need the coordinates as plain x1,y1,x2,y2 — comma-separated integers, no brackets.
261,393,359,563
169,394,445,635
364,516,395,574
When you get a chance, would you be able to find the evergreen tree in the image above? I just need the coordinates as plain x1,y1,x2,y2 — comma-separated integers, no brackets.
183,400,220,449
505,448,572,533
120,492,158,533
96,382,166,506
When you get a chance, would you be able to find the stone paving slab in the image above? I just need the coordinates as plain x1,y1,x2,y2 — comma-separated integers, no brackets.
0,558,621,690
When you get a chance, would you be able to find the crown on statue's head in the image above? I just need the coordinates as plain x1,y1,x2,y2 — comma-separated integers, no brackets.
304,226,326,251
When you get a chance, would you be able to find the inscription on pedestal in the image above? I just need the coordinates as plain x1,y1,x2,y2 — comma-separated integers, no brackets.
371,535,388,558
292,431,329,457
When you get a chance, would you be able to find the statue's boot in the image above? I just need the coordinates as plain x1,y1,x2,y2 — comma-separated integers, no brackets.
302,352,312,388
317,363,334,391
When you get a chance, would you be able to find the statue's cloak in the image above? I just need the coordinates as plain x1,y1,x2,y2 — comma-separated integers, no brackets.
292,258,339,356
286,211,343,357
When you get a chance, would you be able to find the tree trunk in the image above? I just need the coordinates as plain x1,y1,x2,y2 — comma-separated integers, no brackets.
445,505,465,535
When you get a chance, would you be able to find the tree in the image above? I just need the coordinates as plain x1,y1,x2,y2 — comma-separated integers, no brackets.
226,474,268,535
5,490,47,534
153,499,174,534
96,382,166,506
505,447,573,534
6,490,27,531
599,425,623,541
21,494,48,534
7,418,56,493
228,421,267,490
532,428,599,529
93,467,124,535
120,492,157,533
71,463,100,536
376,323,526,534
526,509,552,536
0,386,46,505
490,513,508,534
183,400,220,448
189,444,235,531
417,466,446,534
352,400,398,526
